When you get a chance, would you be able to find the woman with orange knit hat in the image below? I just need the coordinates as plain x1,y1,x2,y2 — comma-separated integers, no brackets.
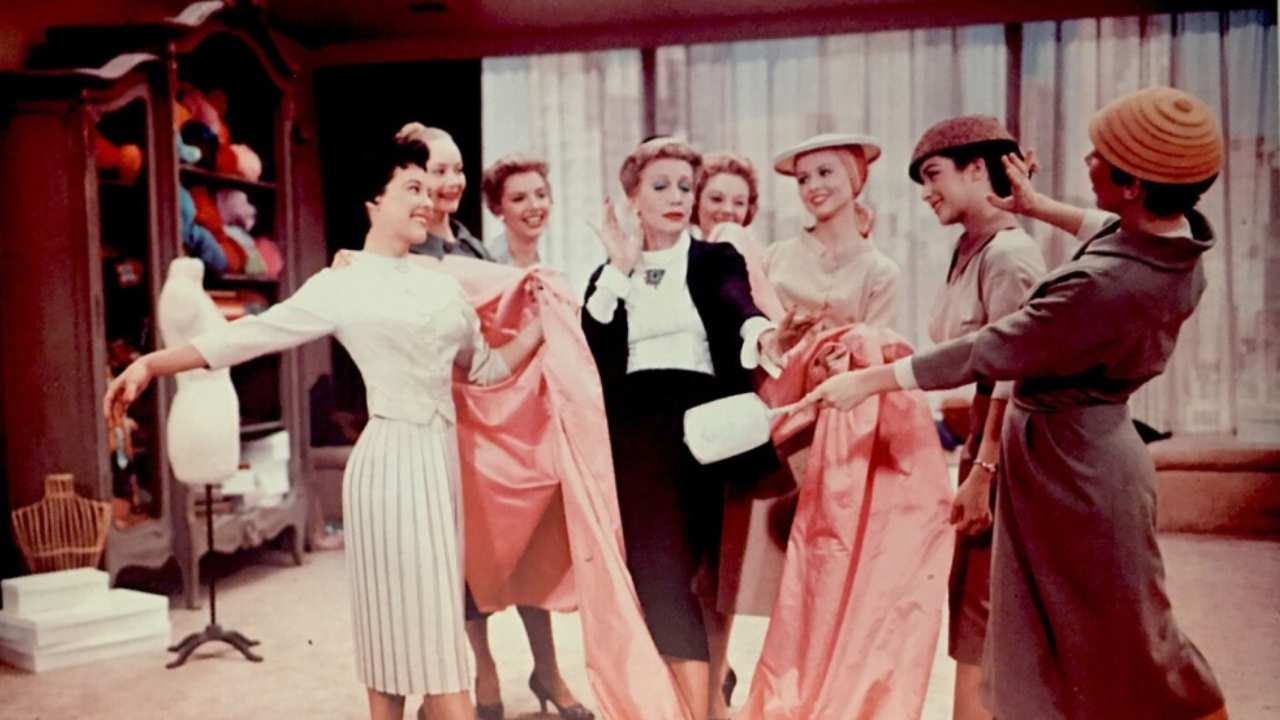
805,86,1228,719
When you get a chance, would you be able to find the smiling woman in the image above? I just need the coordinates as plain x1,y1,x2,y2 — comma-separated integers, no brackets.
764,132,900,335
481,153,552,268
102,134,547,720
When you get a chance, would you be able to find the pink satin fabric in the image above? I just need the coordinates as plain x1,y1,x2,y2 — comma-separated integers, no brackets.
738,325,954,720
431,256,694,720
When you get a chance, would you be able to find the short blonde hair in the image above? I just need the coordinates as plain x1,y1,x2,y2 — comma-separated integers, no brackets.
481,154,550,214
619,138,702,197
693,152,760,228
396,123,453,145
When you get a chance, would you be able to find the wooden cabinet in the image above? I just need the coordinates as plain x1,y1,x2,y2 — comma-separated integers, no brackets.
0,1,309,608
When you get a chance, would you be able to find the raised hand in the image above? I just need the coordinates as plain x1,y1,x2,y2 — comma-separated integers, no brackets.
592,197,640,274
987,150,1042,216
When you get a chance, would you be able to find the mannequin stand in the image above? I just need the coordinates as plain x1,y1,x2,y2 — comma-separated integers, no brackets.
167,484,263,669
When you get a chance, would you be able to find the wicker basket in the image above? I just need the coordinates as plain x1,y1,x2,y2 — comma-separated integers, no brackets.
11,474,112,573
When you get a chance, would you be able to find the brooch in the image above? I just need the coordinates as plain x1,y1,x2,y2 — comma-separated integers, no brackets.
644,268,666,287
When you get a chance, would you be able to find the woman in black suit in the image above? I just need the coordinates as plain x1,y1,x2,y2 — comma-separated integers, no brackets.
582,137,787,720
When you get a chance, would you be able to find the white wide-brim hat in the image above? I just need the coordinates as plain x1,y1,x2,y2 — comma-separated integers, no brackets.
773,133,882,176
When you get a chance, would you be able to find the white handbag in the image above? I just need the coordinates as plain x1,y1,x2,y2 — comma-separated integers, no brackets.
683,393,810,465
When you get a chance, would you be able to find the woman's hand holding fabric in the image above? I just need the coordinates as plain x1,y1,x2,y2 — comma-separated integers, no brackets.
103,359,153,426
776,306,818,355
807,363,899,412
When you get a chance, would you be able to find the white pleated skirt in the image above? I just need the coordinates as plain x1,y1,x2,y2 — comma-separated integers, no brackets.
343,415,472,696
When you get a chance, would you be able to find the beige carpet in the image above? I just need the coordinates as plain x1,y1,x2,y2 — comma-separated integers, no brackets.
1,533,1277,719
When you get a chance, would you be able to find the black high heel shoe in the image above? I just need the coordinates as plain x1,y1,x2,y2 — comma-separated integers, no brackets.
723,666,738,707
529,673,595,719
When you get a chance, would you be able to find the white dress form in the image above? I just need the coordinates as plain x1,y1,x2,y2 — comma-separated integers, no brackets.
158,257,240,484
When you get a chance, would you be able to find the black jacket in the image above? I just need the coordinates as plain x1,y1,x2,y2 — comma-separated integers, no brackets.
582,238,779,477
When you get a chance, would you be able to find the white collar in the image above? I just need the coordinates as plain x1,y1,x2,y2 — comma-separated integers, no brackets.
641,229,692,266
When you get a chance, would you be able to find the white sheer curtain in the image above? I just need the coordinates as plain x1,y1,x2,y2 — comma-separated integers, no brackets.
480,11,1277,435
1020,11,1278,435
653,28,1009,348
480,50,643,296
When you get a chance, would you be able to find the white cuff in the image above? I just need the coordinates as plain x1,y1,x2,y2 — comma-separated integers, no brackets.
585,264,632,324
598,264,632,298
1076,209,1118,243
739,316,781,379
892,357,919,391
992,380,1015,399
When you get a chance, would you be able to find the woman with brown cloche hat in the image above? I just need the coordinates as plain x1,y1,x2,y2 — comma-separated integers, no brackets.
806,86,1228,720
909,114,1048,720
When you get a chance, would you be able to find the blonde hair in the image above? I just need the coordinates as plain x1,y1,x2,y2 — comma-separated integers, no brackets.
619,138,702,197
396,122,453,145
481,154,550,214
693,152,760,227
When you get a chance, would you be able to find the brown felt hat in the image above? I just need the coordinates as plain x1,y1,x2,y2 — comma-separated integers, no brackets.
909,115,1020,183
1088,86,1223,184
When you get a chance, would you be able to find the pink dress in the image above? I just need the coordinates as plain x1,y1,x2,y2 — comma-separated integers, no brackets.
738,324,953,719
438,256,695,720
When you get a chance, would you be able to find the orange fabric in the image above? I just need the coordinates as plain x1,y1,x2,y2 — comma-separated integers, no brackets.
434,256,694,720
739,324,954,719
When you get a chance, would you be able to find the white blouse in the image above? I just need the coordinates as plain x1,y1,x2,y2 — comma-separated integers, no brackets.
192,252,510,426
585,231,776,376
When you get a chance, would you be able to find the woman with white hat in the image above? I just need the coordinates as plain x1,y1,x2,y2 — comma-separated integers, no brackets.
908,115,1047,720
807,86,1227,720
765,133,900,335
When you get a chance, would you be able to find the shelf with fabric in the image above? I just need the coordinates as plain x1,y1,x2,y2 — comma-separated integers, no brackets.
7,1,307,609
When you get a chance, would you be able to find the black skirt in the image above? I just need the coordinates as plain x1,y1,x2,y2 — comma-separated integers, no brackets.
606,369,746,661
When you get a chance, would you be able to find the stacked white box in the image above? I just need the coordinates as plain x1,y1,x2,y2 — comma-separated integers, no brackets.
0,569,170,673
1,567,107,616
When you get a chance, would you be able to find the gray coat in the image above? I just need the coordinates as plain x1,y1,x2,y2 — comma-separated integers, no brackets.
912,211,1224,719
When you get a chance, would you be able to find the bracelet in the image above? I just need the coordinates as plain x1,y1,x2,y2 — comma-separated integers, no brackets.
973,459,999,475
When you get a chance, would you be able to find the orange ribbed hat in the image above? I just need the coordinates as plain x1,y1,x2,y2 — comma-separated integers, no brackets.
1088,86,1223,185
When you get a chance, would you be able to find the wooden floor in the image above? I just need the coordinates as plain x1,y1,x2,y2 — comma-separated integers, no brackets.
0,532,1276,719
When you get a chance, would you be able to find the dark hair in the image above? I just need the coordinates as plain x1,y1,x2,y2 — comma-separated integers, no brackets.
1107,166,1218,217
933,139,1022,198
357,135,430,205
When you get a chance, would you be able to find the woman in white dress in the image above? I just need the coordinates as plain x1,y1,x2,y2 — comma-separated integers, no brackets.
104,135,545,720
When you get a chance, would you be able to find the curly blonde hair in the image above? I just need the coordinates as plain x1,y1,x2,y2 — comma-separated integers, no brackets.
692,152,759,228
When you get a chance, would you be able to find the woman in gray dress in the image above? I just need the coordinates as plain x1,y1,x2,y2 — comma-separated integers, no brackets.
807,86,1227,720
